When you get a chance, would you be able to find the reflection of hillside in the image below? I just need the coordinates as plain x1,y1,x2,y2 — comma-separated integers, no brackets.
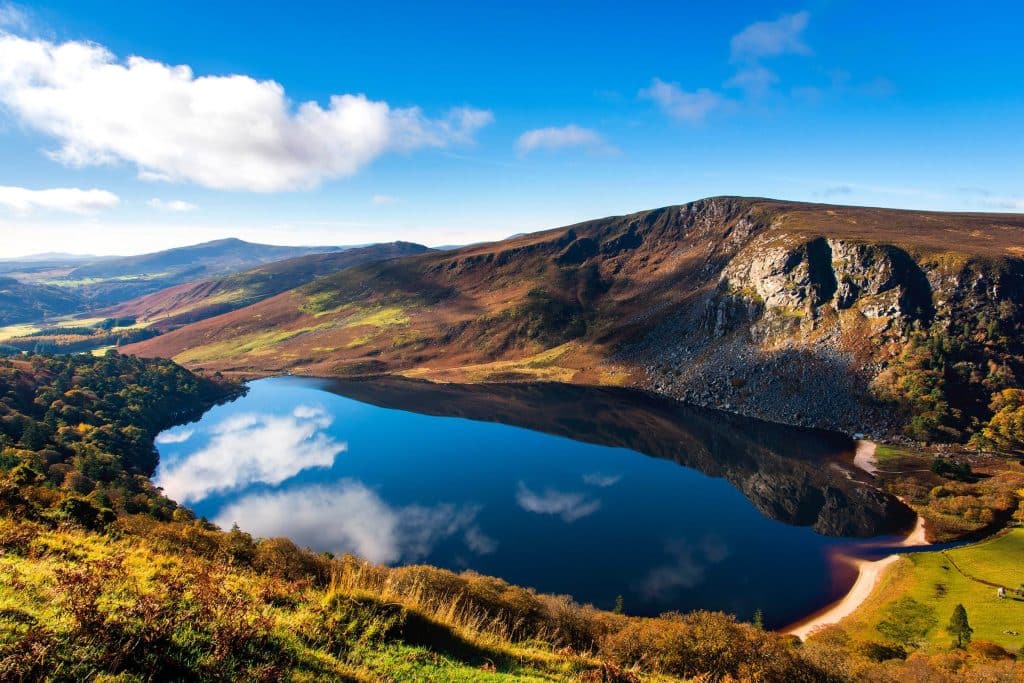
324,378,916,538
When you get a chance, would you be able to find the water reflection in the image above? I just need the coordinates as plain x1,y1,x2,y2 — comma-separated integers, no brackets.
516,481,602,522
154,376,918,628
323,378,917,538
637,536,731,599
156,404,346,503
214,480,494,564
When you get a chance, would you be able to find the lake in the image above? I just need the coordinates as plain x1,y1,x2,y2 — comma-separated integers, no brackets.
154,376,916,629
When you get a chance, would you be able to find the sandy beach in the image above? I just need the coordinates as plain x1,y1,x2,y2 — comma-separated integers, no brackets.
853,439,879,475
784,441,928,640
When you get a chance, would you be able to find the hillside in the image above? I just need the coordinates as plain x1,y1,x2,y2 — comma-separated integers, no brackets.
0,276,82,325
103,241,430,330
66,237,340,280
123,197,1024,441
4,238,347,313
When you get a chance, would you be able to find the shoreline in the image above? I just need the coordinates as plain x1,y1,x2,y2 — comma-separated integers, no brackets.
784,441,928,640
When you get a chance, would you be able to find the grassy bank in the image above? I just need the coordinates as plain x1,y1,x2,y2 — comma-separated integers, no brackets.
834,530,1024,655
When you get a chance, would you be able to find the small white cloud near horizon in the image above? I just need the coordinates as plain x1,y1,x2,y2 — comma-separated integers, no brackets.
515,124,613,157
0,34,494,192
148,198,198,212
371,194,398,205
730,11,811,62
0,185,120,215
640,79,723,123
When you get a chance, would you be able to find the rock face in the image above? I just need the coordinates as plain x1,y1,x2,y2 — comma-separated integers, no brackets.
623,201,1024,436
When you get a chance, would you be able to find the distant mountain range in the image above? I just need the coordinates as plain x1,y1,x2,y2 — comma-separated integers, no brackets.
104,242,430,330
0,238,350,324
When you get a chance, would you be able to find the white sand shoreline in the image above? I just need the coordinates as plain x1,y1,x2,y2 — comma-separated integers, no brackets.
784,441,928,640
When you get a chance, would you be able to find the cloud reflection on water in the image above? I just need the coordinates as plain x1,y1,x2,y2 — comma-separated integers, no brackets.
515,482,601,522
636,536,731,599
213,480,494,564
155,405,346,503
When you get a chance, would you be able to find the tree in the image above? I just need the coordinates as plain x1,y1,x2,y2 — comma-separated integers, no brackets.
947,604,973,648
876,598,937,648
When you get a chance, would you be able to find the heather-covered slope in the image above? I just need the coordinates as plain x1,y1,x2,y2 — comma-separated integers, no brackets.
103,241,430,330
123,197,1024,439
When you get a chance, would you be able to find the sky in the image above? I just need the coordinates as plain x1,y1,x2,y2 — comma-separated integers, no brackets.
0,1,1021,257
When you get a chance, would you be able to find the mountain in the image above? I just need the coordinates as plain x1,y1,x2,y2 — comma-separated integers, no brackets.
103,241,431,330
66,237,342,280
0,276,82,325
0,238,354,319
122,197,1024,440
1,252,110,263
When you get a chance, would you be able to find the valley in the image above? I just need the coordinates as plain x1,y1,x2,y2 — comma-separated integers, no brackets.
2,197,1023,681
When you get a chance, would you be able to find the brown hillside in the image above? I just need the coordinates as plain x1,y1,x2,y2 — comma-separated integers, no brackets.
122,197,1024,436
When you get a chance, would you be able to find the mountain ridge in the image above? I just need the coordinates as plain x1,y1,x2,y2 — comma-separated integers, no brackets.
122,196,1024,440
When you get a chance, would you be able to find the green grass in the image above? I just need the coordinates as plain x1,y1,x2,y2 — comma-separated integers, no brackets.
947,530,1024,590
874,444,918,462
844,529,1024,653
174,325,332,363
342,306,410,328
0,323,40,341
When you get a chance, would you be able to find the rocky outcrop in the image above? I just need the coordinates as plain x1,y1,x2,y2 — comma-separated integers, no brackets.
626,211,1024,436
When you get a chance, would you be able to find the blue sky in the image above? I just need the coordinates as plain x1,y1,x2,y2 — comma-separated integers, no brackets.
0,1,1021,256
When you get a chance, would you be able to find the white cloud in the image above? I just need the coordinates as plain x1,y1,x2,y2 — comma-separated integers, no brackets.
0,3,28,31
213,480,490,564
154,405,346,503
0,35,493,192
639,79,722,123
730,11,811,62
371,194,397,205
155,429,194,444
148,198,198,212
515,124,610,156
724,65,780,97
515,482,600,522
581,472,621,488
0,185,119,214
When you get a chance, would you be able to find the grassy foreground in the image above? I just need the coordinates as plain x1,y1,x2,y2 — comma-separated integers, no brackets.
0,516,815,682
2,351,1023,681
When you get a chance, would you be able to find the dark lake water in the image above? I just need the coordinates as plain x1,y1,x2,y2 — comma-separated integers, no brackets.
154,376,916,629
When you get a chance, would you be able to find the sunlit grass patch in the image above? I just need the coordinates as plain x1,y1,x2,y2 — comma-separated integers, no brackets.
342,306,410,329
175,325,331,363
842,529,1024,653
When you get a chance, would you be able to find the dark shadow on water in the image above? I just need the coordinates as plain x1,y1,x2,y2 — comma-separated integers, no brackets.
322,377,916,538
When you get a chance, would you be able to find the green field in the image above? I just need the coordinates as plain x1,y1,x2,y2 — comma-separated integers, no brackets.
844,529,1024,653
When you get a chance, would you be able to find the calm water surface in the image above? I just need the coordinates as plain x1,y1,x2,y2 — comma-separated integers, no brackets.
154,376,913,628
